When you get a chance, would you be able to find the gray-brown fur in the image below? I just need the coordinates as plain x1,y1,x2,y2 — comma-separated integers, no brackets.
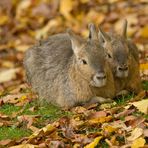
98,20,142,95
24,26,115,108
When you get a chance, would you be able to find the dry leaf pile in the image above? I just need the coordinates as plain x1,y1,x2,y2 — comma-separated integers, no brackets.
0,92,148,147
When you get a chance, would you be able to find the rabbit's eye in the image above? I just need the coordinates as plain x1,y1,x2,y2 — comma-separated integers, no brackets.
107,53,112,58
80,59,87,65
78,58,88,65
82,59,87,64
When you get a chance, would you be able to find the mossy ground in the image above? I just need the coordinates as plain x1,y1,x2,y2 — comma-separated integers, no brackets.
0,101,71,140
0,81,147,140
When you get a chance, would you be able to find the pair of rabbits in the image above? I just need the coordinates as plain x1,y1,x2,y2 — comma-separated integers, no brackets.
24,20,141,109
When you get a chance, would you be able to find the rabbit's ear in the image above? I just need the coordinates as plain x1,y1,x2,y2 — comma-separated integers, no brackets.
88,23,98,40
98,26,111,43
121,19,127,38
67,29,83,54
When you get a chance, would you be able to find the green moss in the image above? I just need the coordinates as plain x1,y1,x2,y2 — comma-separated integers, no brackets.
0,100,71,140
115,93,134,105
0,104,21,115
142,81,148,90
0,126,31,140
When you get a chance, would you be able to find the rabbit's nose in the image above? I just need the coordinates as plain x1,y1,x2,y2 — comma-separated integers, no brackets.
95,72,106,80
118,64,128,71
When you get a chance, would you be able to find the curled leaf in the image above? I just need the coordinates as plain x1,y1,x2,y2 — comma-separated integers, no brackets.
84,136,102,148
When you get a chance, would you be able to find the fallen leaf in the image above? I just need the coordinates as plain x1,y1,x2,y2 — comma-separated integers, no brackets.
29,125,40,133
88,111,107,119
72,106,87,113
84,136,102,148
2,93,27,104
10,144,38,148
140,63,148,70
130,90,146,102
15,44,30,52
0,15,8,25
0,139,12,146
0,68,20,83
86,10,105,25
103,125,117,133
114,109,135,119
129,99,148,114
17,115,40,128
15,0,32,19
35,19,61,39
59,0,73,20
42,124,56,133
127,128,143,141
140,25,148,38
131,137,146,148
144,129,148,137
88,116,112,124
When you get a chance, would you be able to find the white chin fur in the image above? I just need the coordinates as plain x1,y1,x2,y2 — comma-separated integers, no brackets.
116,71,128,78
90,79,106,87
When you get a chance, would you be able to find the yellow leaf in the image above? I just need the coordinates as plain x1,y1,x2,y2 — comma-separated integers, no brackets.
59,0,73,19
127,128,143,141
29,124,55,140
109,0,119,3
86,10,105,25
0,15,8,25
100,102,116,109
131,137,146,148
10,144,38,148
35,18,61,39
0,68,20,83
73,144,80,148
140,25,148,38
84,136,102,148
16,0,32,19
18,95,27,102
88,116,112,124
140,63,148,71
103,125,116,133
80,0,89,3
15,44,30,52
130,99,148,114
2,61,14,68
42,124,55,133
28,129,41,139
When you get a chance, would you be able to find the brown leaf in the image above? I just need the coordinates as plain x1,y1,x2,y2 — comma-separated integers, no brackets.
144,129,148,137
130,90,146,102
0,139,12,146
1,93,28,105
88,111,107,119
17,115,40,129
72,106,87,114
